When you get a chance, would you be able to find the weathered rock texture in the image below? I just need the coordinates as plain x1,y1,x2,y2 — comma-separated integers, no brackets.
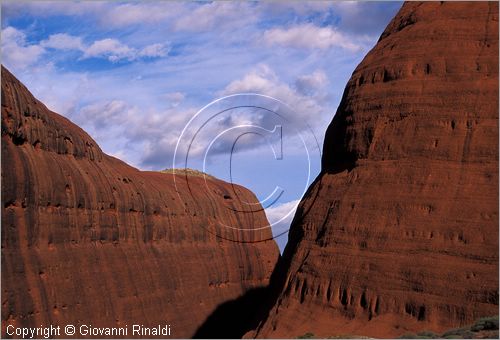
255,2,499,338
1,66,279,338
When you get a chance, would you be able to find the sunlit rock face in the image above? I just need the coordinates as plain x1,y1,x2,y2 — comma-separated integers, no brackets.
254,2,498,338
1,66,279,338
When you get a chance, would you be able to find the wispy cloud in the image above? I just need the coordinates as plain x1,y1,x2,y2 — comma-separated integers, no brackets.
40,33,84,51
1,26,44,69
265,199,301,252
173,2,257,32
2,26,169,67
0,0,401,166
262,23,361,51
295,70,329,96
83,38,169,62
103,2,180,27
83,39,136,61
221,64,328,128
1,0,402,249
1,0,401,167
1,1,173,27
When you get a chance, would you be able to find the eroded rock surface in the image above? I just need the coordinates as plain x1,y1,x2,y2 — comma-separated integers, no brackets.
1,66,279,338
255,2,498,338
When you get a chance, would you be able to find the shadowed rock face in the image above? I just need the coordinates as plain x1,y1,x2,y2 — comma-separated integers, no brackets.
1,66,280,338
254,2,498,338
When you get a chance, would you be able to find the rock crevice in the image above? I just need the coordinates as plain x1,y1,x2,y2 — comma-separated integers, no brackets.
255,2,498,338
1,66,280,338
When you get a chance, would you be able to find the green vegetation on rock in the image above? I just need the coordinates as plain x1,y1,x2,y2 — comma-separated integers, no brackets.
399,316,499,339
297,332,315,339
297,316,499,339
160,168,216,180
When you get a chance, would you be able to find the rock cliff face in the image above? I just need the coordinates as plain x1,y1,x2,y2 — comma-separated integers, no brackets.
255,2,498,338
1,66,279,338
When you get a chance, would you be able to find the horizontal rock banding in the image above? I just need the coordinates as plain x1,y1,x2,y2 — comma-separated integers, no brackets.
255,2,498,338
1,66,280,338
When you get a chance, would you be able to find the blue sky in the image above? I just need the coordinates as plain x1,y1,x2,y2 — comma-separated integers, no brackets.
1,1,402,251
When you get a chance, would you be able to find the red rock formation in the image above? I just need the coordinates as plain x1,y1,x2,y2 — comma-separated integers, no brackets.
254,2,498,338
1,66,279,338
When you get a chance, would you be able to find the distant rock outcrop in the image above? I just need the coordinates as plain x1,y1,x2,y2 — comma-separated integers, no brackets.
1,66,279,338
254,2,498,338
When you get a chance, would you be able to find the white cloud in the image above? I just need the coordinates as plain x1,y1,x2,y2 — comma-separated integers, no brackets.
221,64,328,125
17,65,91,116
78,100,131,128
103,3,180,27
295,70,329,96
1,1,105,18
164,92,185,107
259,1,335,17
138,64,327,172
222,64,279,94
262,23,361,51
1,26,168,66
265,198,301,252
1,26,45,70
1,2,176,28
72,98,196,168
138,43,169,58
40,33,84,51
174,2,256,32
82,39,169,62
0,0,396,173
265,199,300,235
83,38,135,61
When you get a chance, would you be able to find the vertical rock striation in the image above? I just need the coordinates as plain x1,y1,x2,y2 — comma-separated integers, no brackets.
1,66,280,338
255,2,498,338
